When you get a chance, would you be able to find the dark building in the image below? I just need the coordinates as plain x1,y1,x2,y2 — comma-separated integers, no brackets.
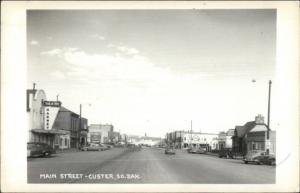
79,117,88,147
53,106,88,148
232,114,276,155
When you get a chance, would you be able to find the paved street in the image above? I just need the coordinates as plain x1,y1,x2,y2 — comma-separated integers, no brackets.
28,147,275,184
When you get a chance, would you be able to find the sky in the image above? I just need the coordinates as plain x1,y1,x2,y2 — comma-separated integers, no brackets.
27,10,276,137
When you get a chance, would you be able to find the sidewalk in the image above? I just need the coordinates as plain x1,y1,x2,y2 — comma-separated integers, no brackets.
56,148,81,154
176,149,244,160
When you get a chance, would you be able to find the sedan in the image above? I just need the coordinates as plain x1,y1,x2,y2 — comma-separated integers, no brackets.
27,142,56,157
81,143,109,151
165,148,176,155
244,150,276,165
189,148,207,154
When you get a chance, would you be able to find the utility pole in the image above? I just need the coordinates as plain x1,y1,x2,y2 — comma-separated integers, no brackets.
266,80,272,154
190,120,193,148
79,104,82,148
267,80,272,138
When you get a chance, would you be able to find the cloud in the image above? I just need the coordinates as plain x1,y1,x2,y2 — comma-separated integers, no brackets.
61,47,173,87
30,40,39,46
107,44,140,55
40,48,63,56
50,71,66,79
90,34,105,41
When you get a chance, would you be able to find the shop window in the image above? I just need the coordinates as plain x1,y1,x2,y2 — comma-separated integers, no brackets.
65,138,68,146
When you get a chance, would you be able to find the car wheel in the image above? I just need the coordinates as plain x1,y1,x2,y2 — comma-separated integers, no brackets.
255,161,261,165
244,161,248,164
44,152,50,157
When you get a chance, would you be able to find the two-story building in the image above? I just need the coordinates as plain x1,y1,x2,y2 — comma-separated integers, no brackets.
52,106,88,149
232,114,276,155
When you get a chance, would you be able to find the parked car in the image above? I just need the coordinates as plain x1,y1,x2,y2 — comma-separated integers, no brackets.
99,144,110,151
189,147,207,154
218,149,234,158
27,142,56,157
244,150,276,165
81,143,109,151
165,147,176,155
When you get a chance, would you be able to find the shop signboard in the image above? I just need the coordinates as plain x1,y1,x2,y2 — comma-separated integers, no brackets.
43,101,62,107
90,133,101,143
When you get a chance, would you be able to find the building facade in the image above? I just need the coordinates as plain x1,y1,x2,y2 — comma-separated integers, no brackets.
217,129,234,150
127,136,161,146
27,88,49,144
166,131,218,151
52,106,88,149
27,87,71,149
88,124,114,144
79,117,88,147
232,114,276,155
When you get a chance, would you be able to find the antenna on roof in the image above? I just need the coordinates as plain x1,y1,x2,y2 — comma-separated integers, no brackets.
33,83,36,90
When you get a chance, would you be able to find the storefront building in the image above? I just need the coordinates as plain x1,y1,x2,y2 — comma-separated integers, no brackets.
80,118,88,146
52,106,88,149
217,129,234,150
27,86,69,148
88,124,114,144
27,87,47,143
166,131,218,151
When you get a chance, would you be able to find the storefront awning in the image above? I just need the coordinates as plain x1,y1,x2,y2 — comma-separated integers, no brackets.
31,129,69,135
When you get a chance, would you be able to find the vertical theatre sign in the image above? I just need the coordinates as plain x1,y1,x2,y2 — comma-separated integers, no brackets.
43,101,62,130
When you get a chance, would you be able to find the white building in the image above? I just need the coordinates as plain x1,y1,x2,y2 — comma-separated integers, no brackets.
166,131,218,151
27,88,47,142
27,86,68,148
218,129,235,150
128,136,161,146
88,124,114,144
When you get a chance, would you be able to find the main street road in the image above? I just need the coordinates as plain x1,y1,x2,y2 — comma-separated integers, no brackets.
28,147,275,184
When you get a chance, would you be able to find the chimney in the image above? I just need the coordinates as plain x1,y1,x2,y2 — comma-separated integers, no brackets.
255,114,264,124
